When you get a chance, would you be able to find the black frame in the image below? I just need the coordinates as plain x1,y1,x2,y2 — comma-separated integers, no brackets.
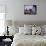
24,5,37,15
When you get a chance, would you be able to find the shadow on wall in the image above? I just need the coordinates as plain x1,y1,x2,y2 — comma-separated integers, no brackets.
5,20,46,27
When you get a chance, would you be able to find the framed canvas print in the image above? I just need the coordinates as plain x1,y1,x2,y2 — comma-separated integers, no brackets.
24,5,37,15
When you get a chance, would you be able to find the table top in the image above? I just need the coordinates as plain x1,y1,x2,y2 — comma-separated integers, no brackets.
0,36,13,42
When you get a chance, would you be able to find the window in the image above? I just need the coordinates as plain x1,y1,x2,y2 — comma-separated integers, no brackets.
0,5,5,36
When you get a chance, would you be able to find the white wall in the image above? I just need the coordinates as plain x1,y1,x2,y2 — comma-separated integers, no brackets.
0,0,46,22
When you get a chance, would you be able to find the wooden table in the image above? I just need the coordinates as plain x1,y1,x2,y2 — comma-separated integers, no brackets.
0,36,13,46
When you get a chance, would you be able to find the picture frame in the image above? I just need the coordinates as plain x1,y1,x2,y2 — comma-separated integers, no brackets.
24,5,37,15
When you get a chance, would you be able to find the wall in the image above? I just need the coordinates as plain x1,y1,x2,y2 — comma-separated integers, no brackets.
0,0,46,22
